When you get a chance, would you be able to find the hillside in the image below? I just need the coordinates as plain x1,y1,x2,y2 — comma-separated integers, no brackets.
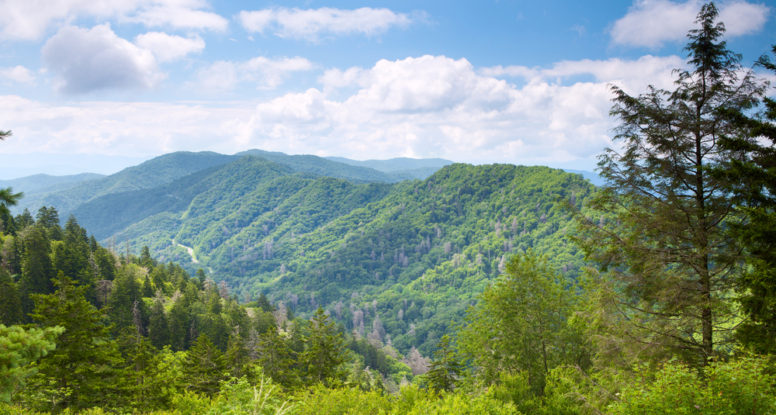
5,151,592,354
9,150,430,219
11,151,235,216
88,162,593,353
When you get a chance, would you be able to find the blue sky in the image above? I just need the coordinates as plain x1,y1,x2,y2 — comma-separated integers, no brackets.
0,0,773,178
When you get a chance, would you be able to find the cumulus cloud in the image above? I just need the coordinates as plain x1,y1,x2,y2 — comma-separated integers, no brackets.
0,0,226,40
0,65,35,84
244,55,666,164
195,56,314,91
42,24,163,94
611,0,769,48
238,7,415,40
1,54,690,168
135,32,205,62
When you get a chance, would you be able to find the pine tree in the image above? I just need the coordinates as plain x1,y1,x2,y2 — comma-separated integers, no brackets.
18,225,55,318
28,274,127,412
715,45,776,354
148,295,170,349
182,333,226,396
0,188,22,235
0,269,22,325
426,335,462,393
254,326,298,387
575,3,765,366
302,307,346,385
0,324,63,403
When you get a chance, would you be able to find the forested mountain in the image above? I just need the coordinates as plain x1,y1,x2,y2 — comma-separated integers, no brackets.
10,152,235,216
54,157,592,354
7,150,444,219
0,173,104,194
5,149,595,354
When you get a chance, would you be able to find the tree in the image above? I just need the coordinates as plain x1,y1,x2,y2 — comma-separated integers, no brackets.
714,45,776,354
0,188,22,233
425,335,462,393
0,324,63,402
182,333,226,396
575,3,764,366
302,307,346,385
18,225,55,318
0,269,22,325
458,253,581,394
27,274,126,412
148,295,170,349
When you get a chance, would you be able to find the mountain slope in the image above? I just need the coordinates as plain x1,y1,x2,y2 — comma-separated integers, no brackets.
98,163,593,354
14,151,235,216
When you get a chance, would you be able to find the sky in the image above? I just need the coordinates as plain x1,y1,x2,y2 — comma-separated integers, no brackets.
0,0,774,179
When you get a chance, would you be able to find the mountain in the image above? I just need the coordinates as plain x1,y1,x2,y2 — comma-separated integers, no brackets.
80,161,593,354
11,151,235,216
237,150,402,183
0,173,104,194
325,156,454,180
9,151,592,354
10,150,449,218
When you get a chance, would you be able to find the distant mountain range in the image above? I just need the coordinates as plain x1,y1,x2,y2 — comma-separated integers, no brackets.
4,150,599,353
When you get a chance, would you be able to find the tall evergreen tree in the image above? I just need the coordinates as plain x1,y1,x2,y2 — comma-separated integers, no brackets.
302,307,346,385
18,225,55,318
426,335,462,393
27,274,126,412
0,188,22,235
148,295,170,349
182,333,226,396
714,45,776,354
575,3,764,366
0,269,22,325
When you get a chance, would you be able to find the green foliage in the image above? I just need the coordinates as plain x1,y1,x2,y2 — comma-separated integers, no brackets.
425,335,461,393
459,252,585,393
714,45,776,354
608,357,776,414
0,324,63,403
302,308,346,385
183,334,227,396
26,274,127,412
574,3,764,367
292,384,390,414
0,270,22,325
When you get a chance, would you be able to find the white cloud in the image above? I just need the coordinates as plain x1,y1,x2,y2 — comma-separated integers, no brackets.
0,94,253,156
482,55,683,93
42,24,163,94
195,56,314,92
0,65,35,84
238,7,414,40
0,0,226,40
611,0,769,48
125,3,227,32
719,2,771,37
0,54,690,169
135,32,205,62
